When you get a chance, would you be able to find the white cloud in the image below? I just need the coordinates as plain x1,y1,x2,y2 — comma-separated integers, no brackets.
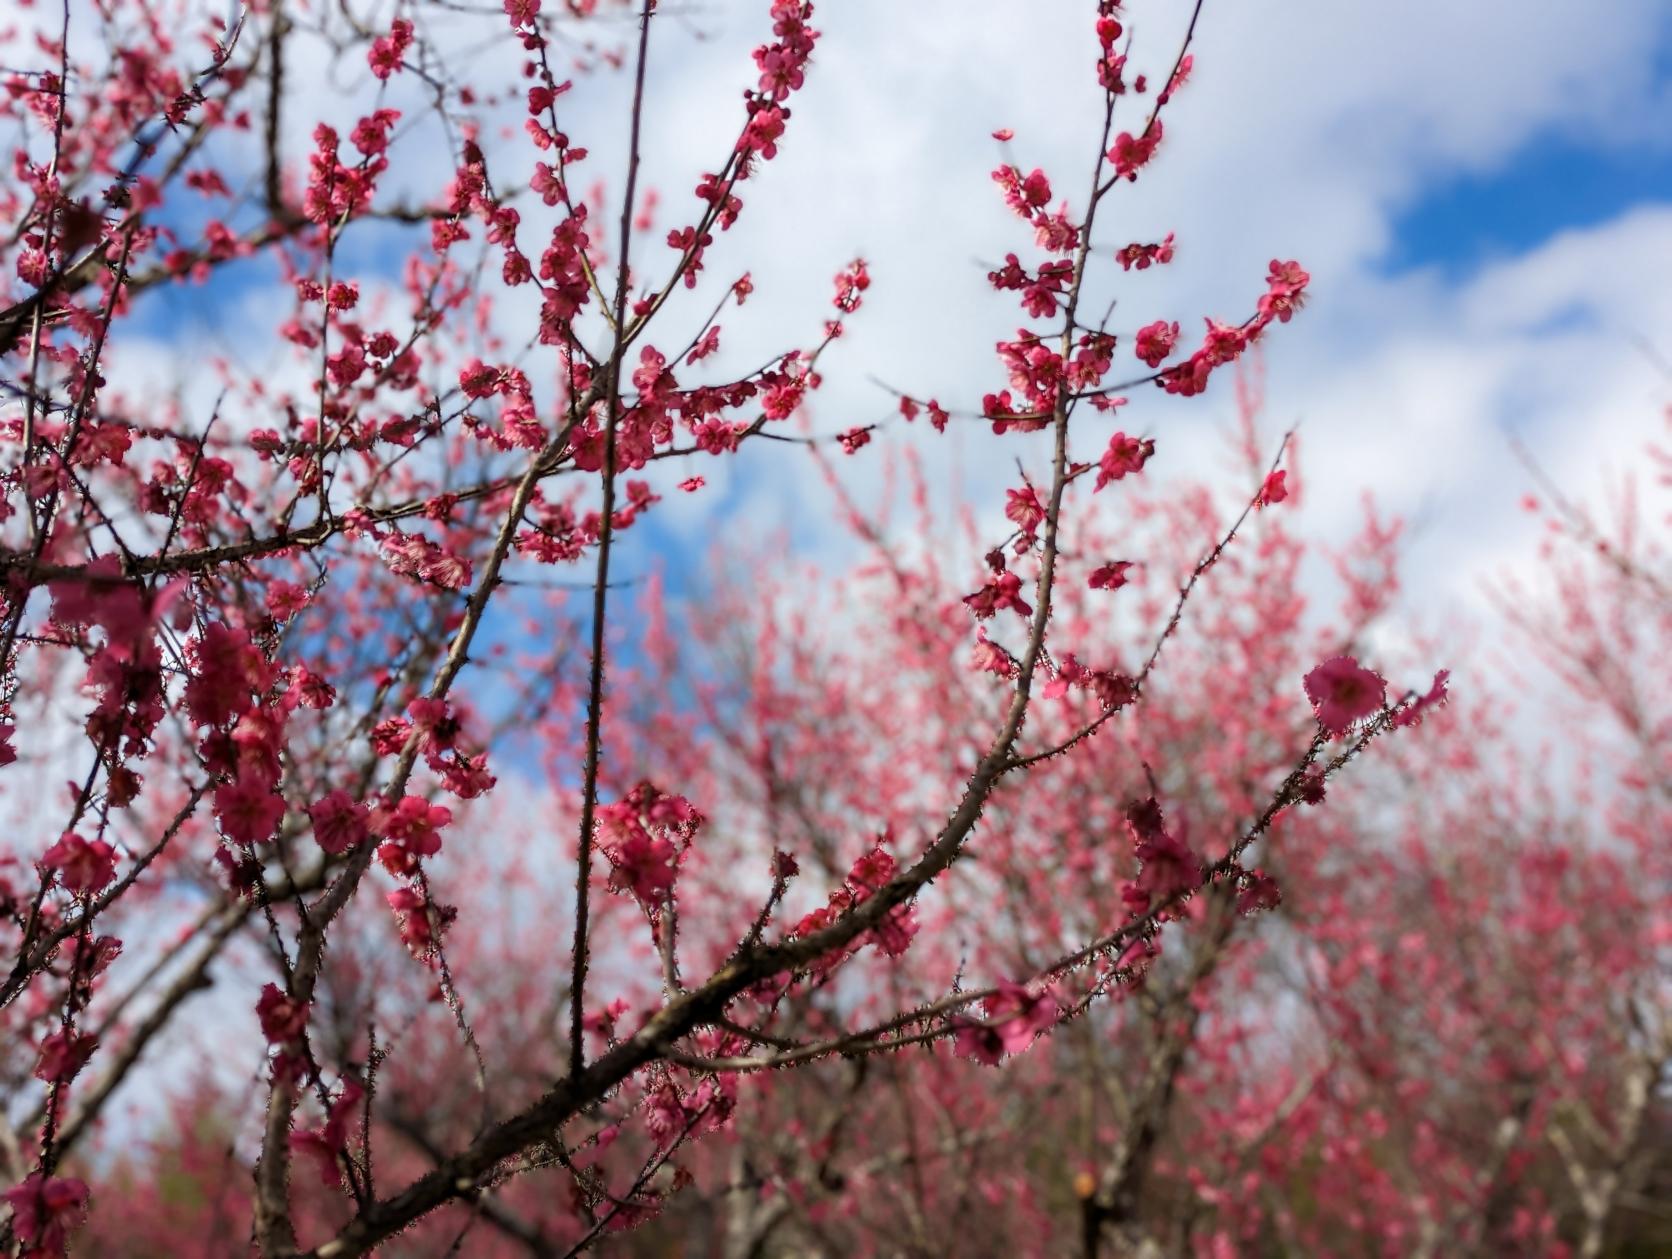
581,0,1672,638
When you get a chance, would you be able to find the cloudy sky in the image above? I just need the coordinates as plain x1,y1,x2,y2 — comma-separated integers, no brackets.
573,0,1672,638
97,0,1672,648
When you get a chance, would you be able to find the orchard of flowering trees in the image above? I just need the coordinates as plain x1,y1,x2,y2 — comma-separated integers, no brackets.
0,0,1667,1255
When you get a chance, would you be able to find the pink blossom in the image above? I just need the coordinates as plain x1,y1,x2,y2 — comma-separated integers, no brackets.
367,18,413,80
1393,669,1452,729
290,1079,364,1188
1115,233,1175,271
983,981,1059,1054
308,790,369,855
42,833,117,894
964,571,1033,620
214,770,286,845
1135,319,1179,368
1005,486,1046,537
1094,432,1155,491
1304,656,1387,736
256,983,309,1044
35,1029,98,1083
837,427,872,454
503,0,539,27
1236,870,1283,915
1089,560,1134,590
970,632,1016,678
606,829,679,903
1108,122,1163,181
3,1175,90,1257
954,1018,1007,1066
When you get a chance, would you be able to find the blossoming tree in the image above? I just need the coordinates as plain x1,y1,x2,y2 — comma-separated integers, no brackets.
3,0,1648,1255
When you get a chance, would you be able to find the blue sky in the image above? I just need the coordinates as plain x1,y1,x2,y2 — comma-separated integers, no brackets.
1389,132,1672,278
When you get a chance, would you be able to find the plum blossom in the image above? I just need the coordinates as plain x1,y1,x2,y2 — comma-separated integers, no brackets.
1255,470,1288,508
256,983,309,1045
1305,656,1387,736
956,981,1059,1064
3,1175,90,1258
290,1079,365,1188
308,790,370,855
1089,560,1134,590
41,833,117,894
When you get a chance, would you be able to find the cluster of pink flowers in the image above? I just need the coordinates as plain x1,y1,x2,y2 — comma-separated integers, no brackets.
989,253,1074,318
598,782,705,910
1154,261,1310,395
789,845,920,967
991,164,1078,254
302,121,390,226
40,833,117,896
386,884,457,958
1121,797,1204,916
372,795,453,878
366,18,413,80
256,982,310,1079
1115,232,1175,271
964,569,1034,621
0,0,1495,1250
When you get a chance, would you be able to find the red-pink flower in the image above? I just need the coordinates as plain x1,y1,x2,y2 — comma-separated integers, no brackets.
1094,432,1155,491
740,105,787,160
367,18,413,80
964,571,1033,620
1304,656,1387,736
308,790,369,855
970,632,1016,678
983,981,1060,1054
185,623,271,728
1134,320,1180,368
1255,470,1288,508
1089,560,1134,590
1005,486,1046,537
1258,258,1310,323
606,829,679,903
1115,233,1175,271
837,427,872,454
35,1029,98,1083
256,983,309,1044
1393,669,1452,729
3,1175,90,1257
955,982,1058,1064
953,1017,1007,1066
214,769,286,845
1108,122,1163,181
1237,869,1282,915
290,1079,364,1188
41,833,117,895
372,795,451,854
387,885,456,956
832,258,870,313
